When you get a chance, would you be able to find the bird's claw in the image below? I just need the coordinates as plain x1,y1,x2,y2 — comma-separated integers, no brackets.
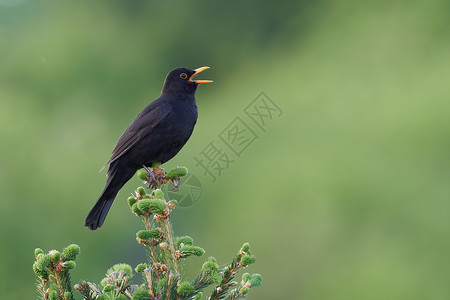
170,178,181,191
143,165,168,190
147,172,157,188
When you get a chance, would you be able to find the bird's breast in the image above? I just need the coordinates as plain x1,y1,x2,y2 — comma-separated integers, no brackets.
129,101,197,166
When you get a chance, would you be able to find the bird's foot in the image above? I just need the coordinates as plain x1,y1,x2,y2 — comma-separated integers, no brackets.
142,165,152,174
143,165,169,189
142,165,157,187
170,178,181,191
147,172,157,189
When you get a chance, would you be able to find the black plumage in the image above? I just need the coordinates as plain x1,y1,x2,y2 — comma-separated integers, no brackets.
85,66,212,230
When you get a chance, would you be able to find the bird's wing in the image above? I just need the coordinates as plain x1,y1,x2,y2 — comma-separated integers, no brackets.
99,103,171,172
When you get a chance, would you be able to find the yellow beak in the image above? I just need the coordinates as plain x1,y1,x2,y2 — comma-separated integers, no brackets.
189,66,213,84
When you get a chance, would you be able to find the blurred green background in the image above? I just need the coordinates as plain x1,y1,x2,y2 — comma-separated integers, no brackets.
1,0,450,299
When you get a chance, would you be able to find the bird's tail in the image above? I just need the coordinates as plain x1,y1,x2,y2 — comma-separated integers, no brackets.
85,166,135,230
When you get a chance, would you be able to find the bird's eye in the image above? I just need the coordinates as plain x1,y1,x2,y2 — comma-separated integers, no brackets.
180,73,187,79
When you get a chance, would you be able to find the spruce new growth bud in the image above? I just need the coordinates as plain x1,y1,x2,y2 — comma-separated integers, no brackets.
179,245,205,257
34,248,44,257
249,273,263,287
176,236,194,248
201,256,222,284
240,286,249,295
136,169,148,181
33,254,52,279
135,263,148,273
137,186,146,197
240,242,251,253
103,284,114,292
52,251,61,263
62,244,80,261
128,196,137,207
152,189,164,199
240,254,256,266
177,281,194,296
131,202,143,215
100,278,107,287
202,257,219,272
167,166,188,179
193,292,203,300
241,273,251,283
64,292,72,299
107,263,133,277
137,229,160,241
137,198,166,215
63,260,76,269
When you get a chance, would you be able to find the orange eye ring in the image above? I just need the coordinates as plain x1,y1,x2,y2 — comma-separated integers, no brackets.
180,73,187,79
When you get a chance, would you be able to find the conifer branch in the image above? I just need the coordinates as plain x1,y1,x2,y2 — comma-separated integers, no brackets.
33,166,262,299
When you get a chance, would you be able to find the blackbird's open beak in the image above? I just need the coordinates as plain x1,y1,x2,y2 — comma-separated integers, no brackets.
189,66,213,84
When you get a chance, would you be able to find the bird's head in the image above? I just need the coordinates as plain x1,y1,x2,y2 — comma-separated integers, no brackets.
162,66,212,95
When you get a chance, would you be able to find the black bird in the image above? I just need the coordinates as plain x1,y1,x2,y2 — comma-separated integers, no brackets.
85,66,212,230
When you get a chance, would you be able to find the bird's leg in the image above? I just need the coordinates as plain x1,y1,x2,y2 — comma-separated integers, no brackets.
143,164,169,189
142,165,152,173
142,165,157,189
170,178,181,191
152,166,168,189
